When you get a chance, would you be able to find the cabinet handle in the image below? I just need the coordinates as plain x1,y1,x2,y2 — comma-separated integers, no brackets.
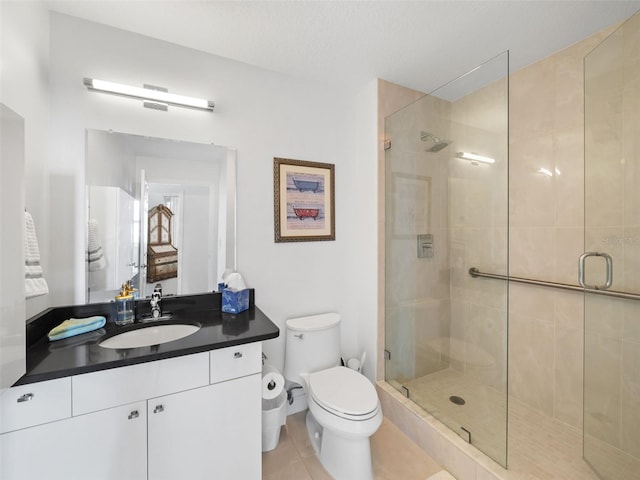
153,404,164,414
128,410,139,420
234,352,243,359
17,393,34,403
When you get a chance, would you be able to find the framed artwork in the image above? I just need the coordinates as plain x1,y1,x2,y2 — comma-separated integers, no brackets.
273,157,335,242
392,173,431,237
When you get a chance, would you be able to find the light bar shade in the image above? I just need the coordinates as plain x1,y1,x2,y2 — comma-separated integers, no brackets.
84,78,214,111
456,151,495,164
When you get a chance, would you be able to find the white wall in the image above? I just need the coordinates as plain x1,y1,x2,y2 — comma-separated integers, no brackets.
86,129,136,193
47,13,367,373
0,1,51,319
354,79,380,379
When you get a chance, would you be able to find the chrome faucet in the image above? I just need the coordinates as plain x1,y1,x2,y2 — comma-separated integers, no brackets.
150,283,162,319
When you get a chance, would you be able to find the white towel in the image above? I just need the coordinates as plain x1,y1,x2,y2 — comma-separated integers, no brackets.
24,211,49,298
87,218,106,271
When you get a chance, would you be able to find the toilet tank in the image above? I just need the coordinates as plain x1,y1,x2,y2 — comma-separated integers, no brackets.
284,313,341,387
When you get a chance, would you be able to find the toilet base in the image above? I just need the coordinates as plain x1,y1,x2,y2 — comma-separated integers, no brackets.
306,411,374,480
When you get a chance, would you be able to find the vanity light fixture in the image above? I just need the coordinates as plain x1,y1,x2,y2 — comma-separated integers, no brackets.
456,151,495,164
83,78,214,112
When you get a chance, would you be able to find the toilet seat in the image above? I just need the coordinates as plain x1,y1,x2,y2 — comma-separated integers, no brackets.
308,366,379,421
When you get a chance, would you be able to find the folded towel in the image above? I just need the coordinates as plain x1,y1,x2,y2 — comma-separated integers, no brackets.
25,211,49,298
87,218,106,272
48,316,107,342
48,328,106,351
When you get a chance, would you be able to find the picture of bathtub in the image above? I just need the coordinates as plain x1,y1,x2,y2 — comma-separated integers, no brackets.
293,178,320,193
293,206,320,220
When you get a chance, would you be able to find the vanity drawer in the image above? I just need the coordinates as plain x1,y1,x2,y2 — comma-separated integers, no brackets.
0,377,71,434
72,352,209,415
210,342,262,384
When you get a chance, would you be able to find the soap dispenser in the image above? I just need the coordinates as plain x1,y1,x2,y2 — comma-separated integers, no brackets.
115,282,134,325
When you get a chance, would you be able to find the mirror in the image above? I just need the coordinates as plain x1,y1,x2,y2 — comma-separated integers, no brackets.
85,130,236,303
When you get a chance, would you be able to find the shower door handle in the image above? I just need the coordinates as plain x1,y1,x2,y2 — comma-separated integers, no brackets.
578,252,613,290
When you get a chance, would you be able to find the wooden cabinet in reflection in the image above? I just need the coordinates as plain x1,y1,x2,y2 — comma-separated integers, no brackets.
147,204,178,283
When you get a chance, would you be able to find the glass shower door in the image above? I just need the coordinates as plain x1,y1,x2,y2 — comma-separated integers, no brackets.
384,52,509,466
583,11,640,480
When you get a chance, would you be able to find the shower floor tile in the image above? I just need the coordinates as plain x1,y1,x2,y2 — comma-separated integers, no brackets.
399,369,639,479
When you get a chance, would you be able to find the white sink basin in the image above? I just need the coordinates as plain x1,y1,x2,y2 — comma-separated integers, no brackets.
99,324,200,349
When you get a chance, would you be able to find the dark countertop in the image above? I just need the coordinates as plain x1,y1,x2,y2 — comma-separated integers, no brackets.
16,291,279,386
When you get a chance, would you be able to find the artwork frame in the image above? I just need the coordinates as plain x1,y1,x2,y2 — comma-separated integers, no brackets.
274,157,335,242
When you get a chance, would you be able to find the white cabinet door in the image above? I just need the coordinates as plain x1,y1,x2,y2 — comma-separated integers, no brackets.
148,373,261,480
1,401,147,480
0,377,71,434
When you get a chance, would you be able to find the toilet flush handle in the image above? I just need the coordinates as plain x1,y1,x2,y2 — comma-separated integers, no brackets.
294,333,304,340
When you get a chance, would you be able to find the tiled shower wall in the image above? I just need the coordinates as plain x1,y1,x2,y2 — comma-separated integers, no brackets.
583,13,640,464
378,23,619,431
383,93,452,383
508,26,616,429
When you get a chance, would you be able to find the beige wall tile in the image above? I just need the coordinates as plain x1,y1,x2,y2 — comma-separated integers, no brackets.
554,128,584,228
584,332,622,447
510,56,556,139
555,290,584,330
621,339,640,458
509,227,556,279
554,326,584,428
623,299,640,343
509,135,556,228
555,227,583,284
509,313,555,416
509,282,556,321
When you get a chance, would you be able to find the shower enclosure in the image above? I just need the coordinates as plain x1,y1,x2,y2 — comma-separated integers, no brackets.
584,11,640,480
384,10,640,479
384,52,510,466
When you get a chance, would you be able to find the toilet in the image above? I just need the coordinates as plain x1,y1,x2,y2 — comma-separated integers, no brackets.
284,313,382,480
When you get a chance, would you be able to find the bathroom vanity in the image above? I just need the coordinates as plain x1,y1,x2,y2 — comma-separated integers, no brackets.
0,291,279,480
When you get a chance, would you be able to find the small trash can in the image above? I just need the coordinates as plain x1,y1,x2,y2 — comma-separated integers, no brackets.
261,389,287,452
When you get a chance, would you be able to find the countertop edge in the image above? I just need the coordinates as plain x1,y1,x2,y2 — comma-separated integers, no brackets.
15,330,279,386
15,293,280,386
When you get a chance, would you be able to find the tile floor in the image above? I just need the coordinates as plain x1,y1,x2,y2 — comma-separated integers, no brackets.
262,411,454,480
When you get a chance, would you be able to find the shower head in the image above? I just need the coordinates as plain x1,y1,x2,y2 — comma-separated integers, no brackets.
420,131,451,152
428,141,450,153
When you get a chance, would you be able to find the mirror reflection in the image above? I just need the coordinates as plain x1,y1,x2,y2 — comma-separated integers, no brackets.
85,130,236,303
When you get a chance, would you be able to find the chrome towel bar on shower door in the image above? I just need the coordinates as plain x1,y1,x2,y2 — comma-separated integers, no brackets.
469,267,640,301
578,252,613,290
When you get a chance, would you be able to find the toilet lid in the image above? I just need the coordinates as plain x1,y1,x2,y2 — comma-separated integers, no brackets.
308,366,379,418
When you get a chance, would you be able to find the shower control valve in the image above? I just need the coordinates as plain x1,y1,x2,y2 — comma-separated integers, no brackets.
417,234,434,258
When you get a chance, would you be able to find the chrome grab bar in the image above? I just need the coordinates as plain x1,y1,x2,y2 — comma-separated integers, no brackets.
469,267,640,301
578,252,613,290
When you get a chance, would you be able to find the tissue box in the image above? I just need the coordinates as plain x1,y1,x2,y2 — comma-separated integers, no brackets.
222,288,250,314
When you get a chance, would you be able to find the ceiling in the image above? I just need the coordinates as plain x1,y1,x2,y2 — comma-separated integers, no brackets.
45,1,640,94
